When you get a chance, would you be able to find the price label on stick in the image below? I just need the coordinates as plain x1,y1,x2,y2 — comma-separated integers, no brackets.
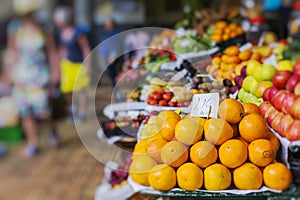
190,93,219,118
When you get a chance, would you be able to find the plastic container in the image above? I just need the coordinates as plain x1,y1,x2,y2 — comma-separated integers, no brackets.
0,125,22,144
288,1,300,37
288,145,300,186
247,17,270,45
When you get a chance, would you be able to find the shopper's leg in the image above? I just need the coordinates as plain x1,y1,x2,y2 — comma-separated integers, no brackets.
22,116,39,158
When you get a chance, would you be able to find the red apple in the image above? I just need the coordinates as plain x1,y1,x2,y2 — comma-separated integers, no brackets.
259,101,272,117
278,114,294,137
290,97,300,120
265,106,279,126
271,90,288,112
262,87,271,101
286,75,300,92
272,70,293,89
282,93,297,114
293,60,300,75
268,86,280,102
271,112,284,133
285,120,300,141
295,83,300,96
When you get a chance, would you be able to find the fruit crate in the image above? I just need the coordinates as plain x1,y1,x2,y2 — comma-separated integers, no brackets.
0,124,22,144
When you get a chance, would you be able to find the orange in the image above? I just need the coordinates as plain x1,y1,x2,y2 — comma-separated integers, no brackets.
250,52,261,61
213,28,224,35
157,110,181,126
204,118,233,145
243,103,261,115
176,163,203,191
238,50,252,61
229,23,237,30
133,139,152,156
148,164,176,191
190,141,218,168
224,46,240,56
248,139,276,167
210,34,222,43
160,117,180,141
175,118,203,145
266,131,280,152
204,163,232,190
222,34,230,41
236,26,244,35
239,114,268,142
129,155,157,186
161,141,188,168
230,31,237,38
220,62,236,71
146,138,168,163
222,55,240,64
215,21,227,29
263,162,292,190
218,99,244,124
233,162,263,190
224,27,231,34
219,139,248,168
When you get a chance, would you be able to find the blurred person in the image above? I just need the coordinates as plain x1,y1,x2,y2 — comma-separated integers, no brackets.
53,6,91,123
98,18,120,86
3,1,59,158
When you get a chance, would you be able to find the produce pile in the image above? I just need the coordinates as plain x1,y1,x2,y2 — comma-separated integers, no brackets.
209,21,244,44
129,99,292,191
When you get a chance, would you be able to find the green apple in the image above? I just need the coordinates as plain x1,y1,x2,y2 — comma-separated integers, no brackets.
238,88,247,102
253,98,264,106
247,60,261,76
260,64,277,81
277,60,293,72
253,67,263,82
243,76,259,93
255,81,273,98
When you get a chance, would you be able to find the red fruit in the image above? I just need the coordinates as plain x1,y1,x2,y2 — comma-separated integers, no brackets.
293,60,300,75
168,101,176,107
259,101,272,117
271,112,284,133
286,75,300,92
147,97,153,104
268,86,280,103
156,88,165,94
177,102,182,107
265,106,279,126
286,120,300,141
159,99,167,106
149,99,158,105
162,92,173,102
272,71,293,89
290,97,300,120
278,114,294,137
271,90,288,112
183,101,190,107
152,92,162,100
282,93,297,114
262,88,271,101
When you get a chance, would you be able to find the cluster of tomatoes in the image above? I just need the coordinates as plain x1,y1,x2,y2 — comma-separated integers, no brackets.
147,89,190,107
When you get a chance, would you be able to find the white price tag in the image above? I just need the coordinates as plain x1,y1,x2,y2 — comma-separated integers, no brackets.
190,93,219,118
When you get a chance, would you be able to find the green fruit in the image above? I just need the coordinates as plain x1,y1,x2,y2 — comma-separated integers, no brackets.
238,88,247,102
247,60,261,76
253,67,263,82
243,76,259,93
255,81,273,98
260,65,277,81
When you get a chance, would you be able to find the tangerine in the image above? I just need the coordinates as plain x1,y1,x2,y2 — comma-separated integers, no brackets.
146,138,168,163
263,162,292,190
177,163,203,191
224,46,240,56
219,139,248,168
160,117,180,141
129,155,157,186
218,98,244,124
148,164,176,191
233,162,263,190
238,49,252,61
243,103,261,115
266,131,280,152
190,141,218,168
239,114,268,142
204,163,232,190
248,139,276,167
204,118,233,145
161,141,188,168
157,110,181,126
175,118,203,145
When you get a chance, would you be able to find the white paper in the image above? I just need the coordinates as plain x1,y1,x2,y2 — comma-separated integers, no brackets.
190,93,219,118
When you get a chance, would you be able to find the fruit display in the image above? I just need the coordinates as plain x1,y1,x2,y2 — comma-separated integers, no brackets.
129,100,293,192
236,60,277,105
209,21,244,44
259,60,300,141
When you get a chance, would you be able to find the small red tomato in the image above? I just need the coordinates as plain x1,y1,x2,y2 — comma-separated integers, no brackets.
149,99,158,105
156,88,165,94
152,92,162,100
168,101,176,107
147,97,153,104
162,92,173,102
159,99,167,106
177,102,182,107
183,101,190,107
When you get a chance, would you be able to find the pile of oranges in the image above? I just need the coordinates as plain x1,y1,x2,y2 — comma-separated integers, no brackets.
129,99,292,191
210,21,244,44
207,45,264,82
